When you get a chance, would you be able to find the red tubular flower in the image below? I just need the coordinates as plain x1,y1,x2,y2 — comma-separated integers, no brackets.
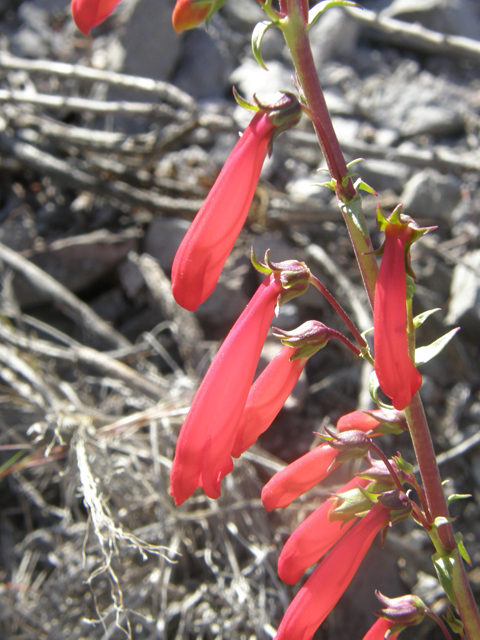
361,619,399,640
337,410,383,434
170,274,282,505
278,476,370,585
275,503,390,640
231,345,307,458
71,0,121,34
373,212,422,411
171,110,276,311
261,443,341,511
172,0,211,33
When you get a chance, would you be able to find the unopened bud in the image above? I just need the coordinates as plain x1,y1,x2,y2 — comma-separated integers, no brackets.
375,591,427,631
272,321,332,359
378,489,412,524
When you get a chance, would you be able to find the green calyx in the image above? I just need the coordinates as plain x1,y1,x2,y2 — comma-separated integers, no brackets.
328,487,375,523
375,204,436,278
272,321,332,359
375,591,427,633
320,427,371,462
251,248,311,312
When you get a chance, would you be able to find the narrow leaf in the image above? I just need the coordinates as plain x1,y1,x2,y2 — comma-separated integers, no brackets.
413,308,441,328
415,328,460,366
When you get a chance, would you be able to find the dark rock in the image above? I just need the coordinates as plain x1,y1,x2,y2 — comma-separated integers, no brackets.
121,0,181,81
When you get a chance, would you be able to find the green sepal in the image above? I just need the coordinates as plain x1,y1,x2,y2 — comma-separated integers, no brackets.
444,609,464,635
446,493,471,506
308,1,361,30
415,328,460,366
391,453,413,475
251,247,271,274
455,532,472,565
232,87,258,112
432,551,457,606
252,20,278,70
328,487,375,523
413,308,441,329
204,0,228,25
368,371,395,410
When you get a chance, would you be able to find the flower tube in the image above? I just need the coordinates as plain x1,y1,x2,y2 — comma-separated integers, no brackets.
373,209,422,410
275,503,390,640
261,443,341,511
261,429,370,511
172,94,301,312
361,619,399,640
337,409,407,436
278,476,370,585
170,274,282,505
71,0,121,34
231,345,307,458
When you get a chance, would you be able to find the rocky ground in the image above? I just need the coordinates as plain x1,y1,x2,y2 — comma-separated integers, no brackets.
0,0,479,638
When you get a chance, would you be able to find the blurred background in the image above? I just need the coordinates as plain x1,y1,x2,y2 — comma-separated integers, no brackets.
0,0,479,638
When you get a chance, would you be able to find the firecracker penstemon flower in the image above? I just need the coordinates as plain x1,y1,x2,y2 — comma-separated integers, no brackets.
373,206,428,411
171,93,302,311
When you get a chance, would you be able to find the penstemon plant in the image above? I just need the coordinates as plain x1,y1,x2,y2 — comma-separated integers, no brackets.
73,0,480,638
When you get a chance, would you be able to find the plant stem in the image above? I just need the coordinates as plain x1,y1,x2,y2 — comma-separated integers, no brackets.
280,0,378,308
405,394,480,637
310,275,367,349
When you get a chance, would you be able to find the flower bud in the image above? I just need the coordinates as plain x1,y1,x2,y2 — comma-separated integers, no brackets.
375,591,427,631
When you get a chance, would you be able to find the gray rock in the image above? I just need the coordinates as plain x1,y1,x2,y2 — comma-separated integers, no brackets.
173,27,234,99
355,61,465,136
310,7,359,67
401,168,462,219
144,216,191,273
121,0,181,81
230,58,294,102
445,250,480,339
382,0,480,41
219,0,265,32
400,105,464,138
357,158,411,194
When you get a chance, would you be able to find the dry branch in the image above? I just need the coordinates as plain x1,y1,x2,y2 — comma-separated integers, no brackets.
349,6,480,62
0,242,129,348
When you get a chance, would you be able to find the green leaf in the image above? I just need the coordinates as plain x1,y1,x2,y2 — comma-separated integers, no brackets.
454,532,472,565
446,493,471,506
308,1,361,30
368,371,394,410
432,552,457,606
346,157,364,168
340,193,369,238
252,20,277,71
413,308,441,328
415,328,460,366
354,178,378,195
